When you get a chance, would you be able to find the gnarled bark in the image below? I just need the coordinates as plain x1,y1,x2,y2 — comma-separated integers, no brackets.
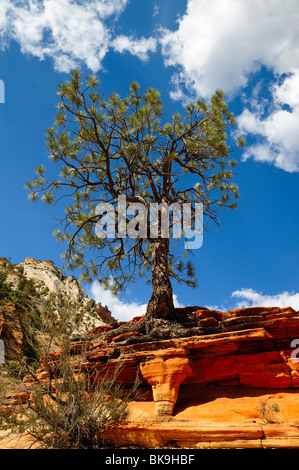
146,239,174,320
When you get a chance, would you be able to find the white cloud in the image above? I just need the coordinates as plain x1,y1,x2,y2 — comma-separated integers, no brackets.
89,281,185,322
153,5,159,17
0,0,129,72
0,0,156,71
232,288,299,311
0,0,10,47
112,35,157,62
204,304,223,311
160,0,299,172
238,70,299,172
160,0,299,99
3,0,299,172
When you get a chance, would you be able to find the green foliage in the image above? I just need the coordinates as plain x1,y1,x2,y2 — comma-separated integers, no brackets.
0,272,42,362
0,343,139,449
0,273,12,302
26,69,245,296
17,278,27,291
255,399,280,424
5,360,29,381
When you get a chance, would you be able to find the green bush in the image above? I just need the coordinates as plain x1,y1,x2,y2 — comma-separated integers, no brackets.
0,273,12,302
17,278,27,291
255,399,280,424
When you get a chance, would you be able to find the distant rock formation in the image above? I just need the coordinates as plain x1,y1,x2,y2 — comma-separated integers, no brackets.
16,257,85,303
0,256,113,360
0,302,23,360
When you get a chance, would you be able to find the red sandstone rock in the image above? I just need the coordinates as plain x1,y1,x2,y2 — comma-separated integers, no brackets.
224,306,280,318
112,331,142,343
193,309,224,320
127,315,144,324
198,317,218,327
95,305,115,324
87,324,114,335
138,348,195,416
4,305,299,449
0,302,23,359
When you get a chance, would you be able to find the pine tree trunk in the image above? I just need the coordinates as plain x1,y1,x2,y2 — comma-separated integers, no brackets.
146,238,174,319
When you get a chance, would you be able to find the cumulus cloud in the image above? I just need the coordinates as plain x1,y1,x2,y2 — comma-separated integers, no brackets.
238,70,299,172
0,0,129,72
0,0,157,72
3,0,299,172
112,35,157,62
160,0,299,172
160,0,299,99
89,281,185,322
232,288,299,311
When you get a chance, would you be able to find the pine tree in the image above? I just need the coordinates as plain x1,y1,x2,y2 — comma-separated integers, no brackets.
26,69,244,327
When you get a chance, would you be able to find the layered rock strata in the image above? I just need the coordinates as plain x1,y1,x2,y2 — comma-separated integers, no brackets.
7,306,299,404
5,305,299,448
0,257,109,359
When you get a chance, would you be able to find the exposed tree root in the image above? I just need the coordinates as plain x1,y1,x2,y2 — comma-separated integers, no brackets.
99,309,204,347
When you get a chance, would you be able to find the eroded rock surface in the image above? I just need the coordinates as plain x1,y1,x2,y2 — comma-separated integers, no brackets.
4,304,299,448
0,257,109,359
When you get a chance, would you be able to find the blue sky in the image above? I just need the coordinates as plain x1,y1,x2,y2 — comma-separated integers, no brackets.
0,0,299,321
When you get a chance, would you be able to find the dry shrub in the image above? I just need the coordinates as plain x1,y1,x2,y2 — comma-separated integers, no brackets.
0,341,139,449
255,398,280,424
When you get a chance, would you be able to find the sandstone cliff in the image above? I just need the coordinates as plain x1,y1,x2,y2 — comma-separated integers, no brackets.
5,304,299,448
0,256,111,361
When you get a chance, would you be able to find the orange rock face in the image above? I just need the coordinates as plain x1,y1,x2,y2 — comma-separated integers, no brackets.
4,305,299,448
0,302,23,359
139,348,195,416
